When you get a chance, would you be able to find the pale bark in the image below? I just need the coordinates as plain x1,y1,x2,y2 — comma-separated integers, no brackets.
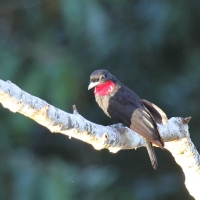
0,79,199,199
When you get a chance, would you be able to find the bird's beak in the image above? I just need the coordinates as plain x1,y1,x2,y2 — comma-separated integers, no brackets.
88,81,100,90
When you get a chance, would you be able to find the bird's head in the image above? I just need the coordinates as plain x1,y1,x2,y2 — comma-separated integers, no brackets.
88,69,116,96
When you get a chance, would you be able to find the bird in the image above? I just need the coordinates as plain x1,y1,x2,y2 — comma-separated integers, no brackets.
88,69,168,169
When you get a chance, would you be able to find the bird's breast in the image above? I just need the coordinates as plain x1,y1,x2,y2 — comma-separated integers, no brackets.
95,94,111,117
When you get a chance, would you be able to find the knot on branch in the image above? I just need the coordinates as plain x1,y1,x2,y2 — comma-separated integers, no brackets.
72,105,78,114
183,117,191,124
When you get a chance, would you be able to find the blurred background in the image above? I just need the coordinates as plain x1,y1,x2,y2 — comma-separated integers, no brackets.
0,0,199,199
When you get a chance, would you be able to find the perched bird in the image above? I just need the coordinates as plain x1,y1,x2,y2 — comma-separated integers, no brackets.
88,69,168,169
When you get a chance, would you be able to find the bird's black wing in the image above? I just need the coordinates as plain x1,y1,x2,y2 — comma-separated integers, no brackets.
141,99,168,125
107,84,164,148
130,106,164,148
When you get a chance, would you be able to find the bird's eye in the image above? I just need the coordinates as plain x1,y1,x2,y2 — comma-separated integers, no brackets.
100,75,105,80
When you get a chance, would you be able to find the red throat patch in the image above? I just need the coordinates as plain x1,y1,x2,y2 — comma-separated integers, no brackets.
94,80,115,96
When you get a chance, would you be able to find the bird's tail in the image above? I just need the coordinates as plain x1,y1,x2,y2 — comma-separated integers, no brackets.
145,140,158,170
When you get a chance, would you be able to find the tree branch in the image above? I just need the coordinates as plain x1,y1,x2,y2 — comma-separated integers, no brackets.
0,79,199,199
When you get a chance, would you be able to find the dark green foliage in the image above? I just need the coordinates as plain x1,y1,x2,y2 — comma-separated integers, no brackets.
0,0,198,199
